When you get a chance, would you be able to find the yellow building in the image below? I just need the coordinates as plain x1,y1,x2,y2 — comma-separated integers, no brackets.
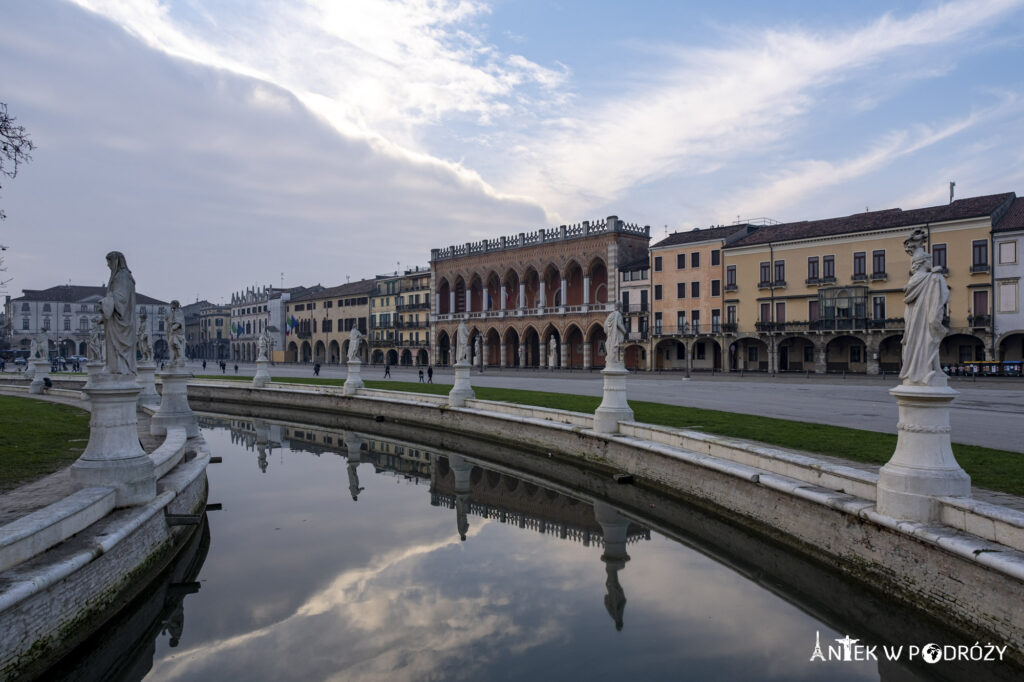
284,279,375,364
368,266,431,366
723,193,1015,374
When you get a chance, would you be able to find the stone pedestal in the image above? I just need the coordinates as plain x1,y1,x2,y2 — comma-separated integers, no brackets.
25,360,36,380
136,361,160,408
343,359,365,395
28,359,50,394
151,368,199,438
594,367,633,433
253,358,271,388
877,384,971,522
70,372,156,507
448,361,475,407
83,361,103,400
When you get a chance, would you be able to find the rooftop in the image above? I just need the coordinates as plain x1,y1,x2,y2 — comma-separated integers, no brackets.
14,284,167,306
994,196,1024,233
289,278,377,303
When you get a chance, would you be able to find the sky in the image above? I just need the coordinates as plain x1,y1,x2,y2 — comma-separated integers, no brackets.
2,0,1024,303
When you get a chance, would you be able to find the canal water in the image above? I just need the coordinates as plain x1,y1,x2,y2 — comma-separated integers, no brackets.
47,415,1017,681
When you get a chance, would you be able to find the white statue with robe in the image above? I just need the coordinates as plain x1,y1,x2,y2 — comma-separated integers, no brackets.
347,327,364,362
88,317,104,362
475,335,482,366
166,300,186,368
137,310,153,363
456,321,470,364
30,337,40,360
257,331,269,361
899,228,949,386
604,308,626,370
548,337,558,367
101,251,138,375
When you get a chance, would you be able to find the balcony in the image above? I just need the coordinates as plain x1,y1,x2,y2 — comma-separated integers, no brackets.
970,264,991,274
773,280,786,289
724,283,738,293
804,277,820,286
870,272,888,282
968,314,992,329
820,276,837,284
757,281,772,289
626,304,649,313
851,273,868,283
396,301,430,312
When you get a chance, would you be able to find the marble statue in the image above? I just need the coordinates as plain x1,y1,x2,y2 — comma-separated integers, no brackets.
30,337,40,360
101,251,137,374
257,331,269,361
899,228,949,386
166,300,186,367
88,317,104,362
347,326,364,362
604,308,626,369
475,335,482,364
456,320,470,364
548,337,558,367
137,310,153,363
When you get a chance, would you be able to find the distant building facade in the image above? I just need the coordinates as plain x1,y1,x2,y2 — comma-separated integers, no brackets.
370,266,431,366
284,279,374,363
994,196,1024,363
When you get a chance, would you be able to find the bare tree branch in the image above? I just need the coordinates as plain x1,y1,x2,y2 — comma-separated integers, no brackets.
1,101,36,221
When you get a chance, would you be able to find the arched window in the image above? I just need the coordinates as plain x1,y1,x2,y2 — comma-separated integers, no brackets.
21,302,30,312
42,303,51,313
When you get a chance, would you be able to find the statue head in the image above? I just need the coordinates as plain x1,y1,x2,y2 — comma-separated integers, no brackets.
105,251,129,272
170,300,180,310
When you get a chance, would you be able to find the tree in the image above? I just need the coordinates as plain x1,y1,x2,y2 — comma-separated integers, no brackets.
1,101,35,222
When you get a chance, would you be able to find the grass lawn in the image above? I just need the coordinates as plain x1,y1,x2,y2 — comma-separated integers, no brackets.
194,374,1024,496
0,395,90,491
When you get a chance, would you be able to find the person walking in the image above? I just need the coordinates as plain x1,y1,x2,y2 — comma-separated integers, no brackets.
418,369,424,383
384,363,391,378
427,366,433,383
314,362,321,376
234,363,239,374
202,359,207,371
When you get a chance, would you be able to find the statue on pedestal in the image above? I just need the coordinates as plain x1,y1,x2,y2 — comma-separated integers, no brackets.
604,307,626,370
456,321,470,364
257,331,269,361
166,300,186,367
475,335,482,365
347,326,364,362
30,337,40,359
899,228,949,386
88,317,104,362
101,251,137,375
137,310,153,363
548,337,558,367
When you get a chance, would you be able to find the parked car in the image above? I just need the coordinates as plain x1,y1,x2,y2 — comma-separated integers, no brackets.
14,357,26,365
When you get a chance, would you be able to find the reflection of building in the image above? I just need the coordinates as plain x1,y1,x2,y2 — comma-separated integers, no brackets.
370,266,431,367
994,197,1024,363
430,217,650,368
724,193,1016,374
6,284,167,359
284,279,374,364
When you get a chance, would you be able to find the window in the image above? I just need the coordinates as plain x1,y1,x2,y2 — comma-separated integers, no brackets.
747,346,758,362
63,318,70,331
873,295,886,320
853,252,866,277
654,312,663,332
21,302,30,312
63,304,71,313
759,262,771,285
711,308,721,331
998,281,1018,313
691,281,700,298
676,311,686,329
654,256,663,272
998,241,1017,265
677,282,686,298
872,250,885,275
809,299,819,322
676,253,686,269
711,249,720,266
654,285,663,300
691,252,700,268
823,255,835,280
973,290,989,316
711,279,721,297
850,345,862,363
932,243,947,270
158,321,165,331
972,240,989,269
775,301,785,324
726,305,736,324
726,265,737,287
22,318,29,330
691,310,700,332
807,257,819,281
774,260,785,283
621,291,630,309
760,302,770,321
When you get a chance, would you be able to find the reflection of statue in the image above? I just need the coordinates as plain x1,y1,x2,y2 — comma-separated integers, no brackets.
167,300,186,367
347,462,364,501
456,321,470,364
899,228,949,386
548,337,558,367
257,444,268,473
257,331,269,361
604,565,627,631
347,327,364,362
604,308,626,369
88,317,104,362
137,310,153,363
101,251,137,374
456,494,469,541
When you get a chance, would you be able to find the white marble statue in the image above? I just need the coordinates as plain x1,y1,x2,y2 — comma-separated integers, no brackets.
30,337,40,360
548,337,557,367
137,310,153,363
166,300,186,367
88,317,104,362
475,335,482,364
257,331,269,361
456,321,470,364
101,251,137,375
899,228,949,386
347,326,364,362
604,308,626,369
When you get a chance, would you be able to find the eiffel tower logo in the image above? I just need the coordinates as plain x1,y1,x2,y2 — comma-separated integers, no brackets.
809,631,826,662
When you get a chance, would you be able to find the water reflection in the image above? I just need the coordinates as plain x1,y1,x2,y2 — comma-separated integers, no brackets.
43,413,1022,681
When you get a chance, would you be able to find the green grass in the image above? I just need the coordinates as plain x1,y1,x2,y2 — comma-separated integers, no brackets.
0,395,90,491
197,374,1024,497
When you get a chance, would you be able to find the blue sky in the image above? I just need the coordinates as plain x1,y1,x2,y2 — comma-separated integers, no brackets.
2,0,1023,302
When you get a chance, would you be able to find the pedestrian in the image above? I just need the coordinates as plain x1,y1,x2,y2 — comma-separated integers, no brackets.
314,362,321,376
234,363,239,374
427,366,433,383
419,369,424,383
384,363,391,378
202,360,207,371
221,360,226,374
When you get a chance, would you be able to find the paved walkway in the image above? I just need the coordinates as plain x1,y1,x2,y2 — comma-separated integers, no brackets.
192,361,1024,453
